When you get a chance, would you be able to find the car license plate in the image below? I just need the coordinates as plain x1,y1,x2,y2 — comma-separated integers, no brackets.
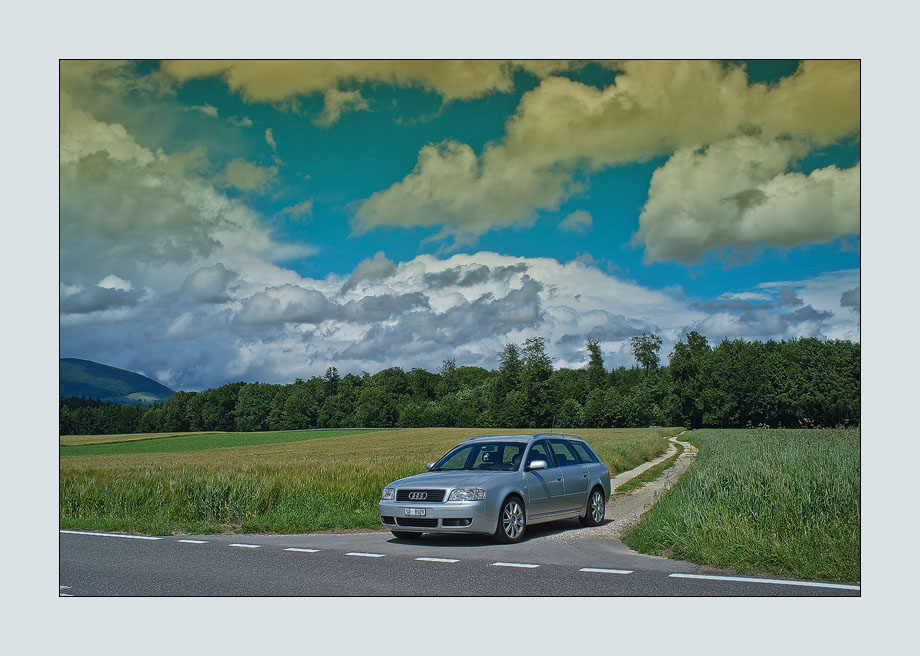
404,508,426,517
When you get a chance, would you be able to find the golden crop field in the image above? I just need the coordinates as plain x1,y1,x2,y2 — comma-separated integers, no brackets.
60,427,680,535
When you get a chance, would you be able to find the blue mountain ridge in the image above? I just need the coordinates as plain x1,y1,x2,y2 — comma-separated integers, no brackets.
60,358,175,405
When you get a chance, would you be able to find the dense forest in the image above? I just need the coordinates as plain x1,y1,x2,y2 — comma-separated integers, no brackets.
59,333,860,436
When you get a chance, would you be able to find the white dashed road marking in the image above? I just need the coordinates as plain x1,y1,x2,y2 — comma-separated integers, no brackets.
177,539,208,544
491,562,540,569
668,573,860,591
579,567,633,575
60,530,162,541
229,543,261,549
346,552,386,558
284,548,320,553
415,557,460,563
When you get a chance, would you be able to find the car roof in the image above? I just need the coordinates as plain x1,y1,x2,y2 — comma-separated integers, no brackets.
464,432,586,444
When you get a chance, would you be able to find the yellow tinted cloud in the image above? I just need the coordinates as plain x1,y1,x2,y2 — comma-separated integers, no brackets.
162,60,516,102
356,60,859,253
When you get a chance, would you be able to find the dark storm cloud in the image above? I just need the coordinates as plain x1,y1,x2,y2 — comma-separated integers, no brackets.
181,263,240,303
340,251,396,293
556,314,647,346
840,287,860,309
422,263,528,288
789,305,833,323
693,285,803,313
60,285,144,314
727,303,832,337
336,279,544,362
776,286,804,307
339,292,430,322
234,285,334,326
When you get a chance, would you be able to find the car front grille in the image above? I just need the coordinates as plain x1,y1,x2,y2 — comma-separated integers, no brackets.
395,517,439,528
395,489,446,503
380,516,395,524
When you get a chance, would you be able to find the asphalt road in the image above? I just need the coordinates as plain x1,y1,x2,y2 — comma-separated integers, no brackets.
59,522,860,597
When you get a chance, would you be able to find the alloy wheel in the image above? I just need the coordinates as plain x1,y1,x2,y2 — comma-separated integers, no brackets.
502,500,524,539
591,490,605,523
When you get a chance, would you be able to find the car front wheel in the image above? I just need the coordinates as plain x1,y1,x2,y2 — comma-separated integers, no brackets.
494,496,526,543
580,487,606,526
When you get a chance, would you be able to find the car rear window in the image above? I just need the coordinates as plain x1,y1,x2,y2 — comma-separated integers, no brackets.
548,439,580,467
569,441,599,463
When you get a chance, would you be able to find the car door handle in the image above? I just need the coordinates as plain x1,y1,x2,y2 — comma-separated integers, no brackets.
556,477,563,482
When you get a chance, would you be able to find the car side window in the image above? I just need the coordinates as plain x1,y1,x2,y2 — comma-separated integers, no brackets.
549,439,580,467
526,440,555,468
569,441,598,464
501,444,525,470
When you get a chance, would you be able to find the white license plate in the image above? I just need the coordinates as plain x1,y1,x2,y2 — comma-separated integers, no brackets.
404,508,426,517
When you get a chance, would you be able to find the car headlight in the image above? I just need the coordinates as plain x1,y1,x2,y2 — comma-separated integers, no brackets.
448,488,486,502
381,488,395,501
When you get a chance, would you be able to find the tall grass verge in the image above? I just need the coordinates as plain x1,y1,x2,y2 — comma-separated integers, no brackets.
621,428,860,582
60,427,679,534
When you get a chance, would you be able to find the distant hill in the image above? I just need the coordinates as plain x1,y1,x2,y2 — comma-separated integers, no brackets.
60,358,175,405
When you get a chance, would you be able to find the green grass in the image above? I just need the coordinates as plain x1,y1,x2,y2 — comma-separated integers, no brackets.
621,428,860,583
615,440,685,497
60,429,381,456
60,427,680,535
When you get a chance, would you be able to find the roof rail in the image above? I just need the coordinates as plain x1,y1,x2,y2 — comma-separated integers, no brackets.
533,432,584,440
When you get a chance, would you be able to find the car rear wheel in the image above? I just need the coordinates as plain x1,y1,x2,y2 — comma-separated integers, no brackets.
391,530,422,540
580,487,606,526
494,495,526,543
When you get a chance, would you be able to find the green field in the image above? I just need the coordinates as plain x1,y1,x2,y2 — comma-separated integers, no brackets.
60,429,382,456
60,426,680,535
622,428,860,583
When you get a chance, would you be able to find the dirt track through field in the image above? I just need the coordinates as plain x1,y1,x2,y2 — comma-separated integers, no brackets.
543,431,697,541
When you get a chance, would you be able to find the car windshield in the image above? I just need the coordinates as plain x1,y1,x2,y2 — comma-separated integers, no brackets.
431,442,525,471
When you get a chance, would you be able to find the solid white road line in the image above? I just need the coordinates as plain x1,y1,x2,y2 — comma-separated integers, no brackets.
415,557,460,563
228,543,261,549
668,573,860,591
177,539,208,544
60,586,71,590
346,552,386,558
60,530,162,541
284,548,320,553
491,562,540,568
579,567,633,575
60,593,74,597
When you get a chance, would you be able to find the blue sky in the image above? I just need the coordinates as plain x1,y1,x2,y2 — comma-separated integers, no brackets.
59,60,860,390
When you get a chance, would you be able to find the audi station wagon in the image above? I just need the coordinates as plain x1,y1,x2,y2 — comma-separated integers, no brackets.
378,433,611,543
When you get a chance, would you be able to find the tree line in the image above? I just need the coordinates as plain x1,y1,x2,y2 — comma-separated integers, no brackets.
59,333,860,435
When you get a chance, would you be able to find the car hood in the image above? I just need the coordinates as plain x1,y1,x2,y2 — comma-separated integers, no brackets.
387,470,519,489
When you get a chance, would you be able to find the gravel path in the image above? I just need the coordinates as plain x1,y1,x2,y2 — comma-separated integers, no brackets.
540,431,697,542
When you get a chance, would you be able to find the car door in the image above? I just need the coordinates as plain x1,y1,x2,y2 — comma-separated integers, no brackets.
523,440,565,519
549,439,589,513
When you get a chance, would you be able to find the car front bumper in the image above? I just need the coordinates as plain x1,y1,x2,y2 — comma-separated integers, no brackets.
378,499,496,534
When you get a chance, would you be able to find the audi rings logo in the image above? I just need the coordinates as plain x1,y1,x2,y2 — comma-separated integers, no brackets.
408,491,428,501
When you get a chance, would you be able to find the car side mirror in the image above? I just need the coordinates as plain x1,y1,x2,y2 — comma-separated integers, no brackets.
527,459,548,471
426,462,435,471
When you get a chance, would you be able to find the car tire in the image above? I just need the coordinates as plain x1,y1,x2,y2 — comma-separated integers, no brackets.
579,486,606,526
391,530,422,540
494,495,526,543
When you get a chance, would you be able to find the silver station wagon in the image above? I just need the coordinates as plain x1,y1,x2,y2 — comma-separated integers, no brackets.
378,433,611,543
